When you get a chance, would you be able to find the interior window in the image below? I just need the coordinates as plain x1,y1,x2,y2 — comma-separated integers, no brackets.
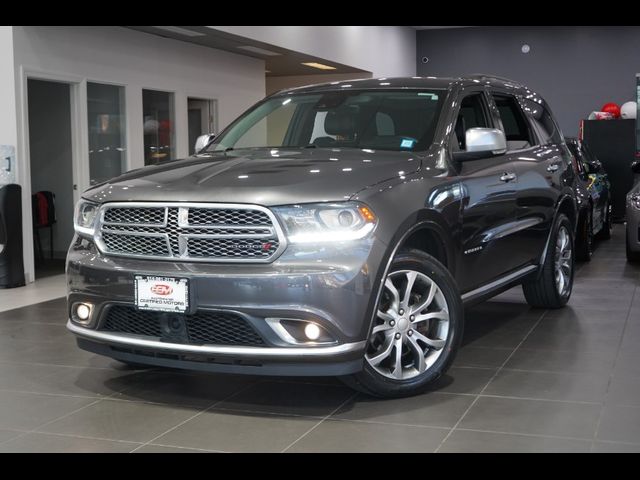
522,98,562,145
492,95,535,150
452,93,490,151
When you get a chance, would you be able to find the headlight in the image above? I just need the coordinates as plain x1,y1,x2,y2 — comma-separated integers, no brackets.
273,202,377,243
74,200,99,237
630,193,640,210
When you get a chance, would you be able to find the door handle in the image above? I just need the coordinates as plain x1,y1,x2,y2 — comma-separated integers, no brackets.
499,172,517,182
547,163,560,173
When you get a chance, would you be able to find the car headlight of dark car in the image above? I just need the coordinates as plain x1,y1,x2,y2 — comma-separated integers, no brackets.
273,202,377,244
73,200,100,238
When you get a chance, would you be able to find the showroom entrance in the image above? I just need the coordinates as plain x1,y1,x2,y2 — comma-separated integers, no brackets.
26,78,76,279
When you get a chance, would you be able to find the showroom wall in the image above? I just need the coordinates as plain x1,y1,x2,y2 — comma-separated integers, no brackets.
0,27,18,159
417,26,640,136
211,26,417,78
12,26,267,282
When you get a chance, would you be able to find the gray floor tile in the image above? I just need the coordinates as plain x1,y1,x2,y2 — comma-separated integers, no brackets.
605,373,640,406
134,444,215,453
458,396,601,439
39,399,198,443
287,419,447,452
455,346,512,368
440,429,591,452
0,429,23,444
504,347,617,374
115,370,259,408
0,391,95,431
612,350,640,377
591,441,640,453
15,341,115,368
484,369,609,402
3,323,71,343
155,409,319,452
428,367,496,395
331,392,474,428
0,432,138,453
216,381,354,417
596,405,640,443
519,330,621,352
0,363,61,392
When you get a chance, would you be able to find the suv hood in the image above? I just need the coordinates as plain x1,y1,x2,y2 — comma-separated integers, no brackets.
83,148,423,206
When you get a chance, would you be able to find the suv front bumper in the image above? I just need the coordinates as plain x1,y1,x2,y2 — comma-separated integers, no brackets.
66,236,386,376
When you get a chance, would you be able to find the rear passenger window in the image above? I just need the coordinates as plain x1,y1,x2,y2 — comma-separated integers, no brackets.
492,95,535,151
522,99,562,145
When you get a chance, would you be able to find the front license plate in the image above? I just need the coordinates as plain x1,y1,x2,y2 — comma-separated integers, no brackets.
135,275,189,313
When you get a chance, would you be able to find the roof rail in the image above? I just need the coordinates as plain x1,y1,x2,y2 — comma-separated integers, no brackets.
464,73,521,84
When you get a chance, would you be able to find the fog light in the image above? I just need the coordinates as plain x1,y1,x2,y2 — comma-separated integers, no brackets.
75,303,91,321
304,323,321,341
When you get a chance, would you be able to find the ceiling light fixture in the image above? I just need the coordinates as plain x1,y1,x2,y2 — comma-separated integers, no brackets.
301,62,337,71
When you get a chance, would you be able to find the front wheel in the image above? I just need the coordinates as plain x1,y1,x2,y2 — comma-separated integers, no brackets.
342,249,463,398
522,213,574,309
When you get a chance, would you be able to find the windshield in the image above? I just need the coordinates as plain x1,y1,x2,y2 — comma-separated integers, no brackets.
207,89,445,153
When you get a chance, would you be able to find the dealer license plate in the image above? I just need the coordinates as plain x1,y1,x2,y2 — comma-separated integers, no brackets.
135,275,189,313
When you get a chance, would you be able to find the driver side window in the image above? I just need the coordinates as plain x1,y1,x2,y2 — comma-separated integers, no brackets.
452,93,491,151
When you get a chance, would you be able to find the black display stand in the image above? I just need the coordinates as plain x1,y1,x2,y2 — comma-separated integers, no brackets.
0,184,26,288
582,119,636,222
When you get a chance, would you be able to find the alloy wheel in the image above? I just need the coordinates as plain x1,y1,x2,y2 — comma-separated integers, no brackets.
365,270,450,380
555,226,572,296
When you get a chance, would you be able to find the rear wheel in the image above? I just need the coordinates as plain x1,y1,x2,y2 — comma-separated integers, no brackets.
627,232,640,262
522,214,574,309
342,249,463,398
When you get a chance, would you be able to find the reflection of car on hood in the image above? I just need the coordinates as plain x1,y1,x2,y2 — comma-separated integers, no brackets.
566,137,612,261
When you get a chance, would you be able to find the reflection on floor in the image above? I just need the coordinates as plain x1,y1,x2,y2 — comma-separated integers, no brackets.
0,225,638,452
35,258,66,280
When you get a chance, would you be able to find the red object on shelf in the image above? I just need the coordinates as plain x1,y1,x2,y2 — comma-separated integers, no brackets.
601,102,621,118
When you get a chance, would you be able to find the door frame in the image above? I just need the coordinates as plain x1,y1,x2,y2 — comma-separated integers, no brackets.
18,67,88,283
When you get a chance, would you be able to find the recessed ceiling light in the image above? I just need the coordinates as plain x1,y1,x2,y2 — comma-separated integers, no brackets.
152,26,205,37
301,62,337,71
237,45,282,56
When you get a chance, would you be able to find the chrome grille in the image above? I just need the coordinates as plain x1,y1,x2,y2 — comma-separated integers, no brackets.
96,203,284,262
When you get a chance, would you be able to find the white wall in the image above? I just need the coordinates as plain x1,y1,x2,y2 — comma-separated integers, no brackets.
0,27,18,174
12,26,267,282
210,26,417,78
266,72,373,96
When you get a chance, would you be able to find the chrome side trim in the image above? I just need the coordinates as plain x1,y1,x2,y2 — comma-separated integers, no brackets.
461,265,537,303
94,202,288,264
67,320,364,358
482,217,544,243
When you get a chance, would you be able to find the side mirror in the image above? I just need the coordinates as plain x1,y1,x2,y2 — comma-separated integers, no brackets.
453,128,507,162
632,160,640,174
194,133,215,153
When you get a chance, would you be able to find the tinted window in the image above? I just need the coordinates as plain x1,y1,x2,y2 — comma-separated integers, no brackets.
522,98,562,144
209,90,445,153
493,95,534,150
452,93,490,151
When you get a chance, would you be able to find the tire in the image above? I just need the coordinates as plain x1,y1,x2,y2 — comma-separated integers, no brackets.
575,210,593,262
626,233,640,262
341,249,463,398
597,201,612,240
522,213,574,309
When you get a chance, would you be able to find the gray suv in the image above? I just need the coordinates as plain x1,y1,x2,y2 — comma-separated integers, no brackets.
67,75,578,397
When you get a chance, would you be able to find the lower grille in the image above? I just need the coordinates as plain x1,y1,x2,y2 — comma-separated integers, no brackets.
101,306,265,347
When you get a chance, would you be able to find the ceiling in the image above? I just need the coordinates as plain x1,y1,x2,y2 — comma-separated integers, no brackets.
126,26,369,77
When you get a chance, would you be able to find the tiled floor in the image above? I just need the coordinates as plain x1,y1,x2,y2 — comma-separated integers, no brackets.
0,225,638,452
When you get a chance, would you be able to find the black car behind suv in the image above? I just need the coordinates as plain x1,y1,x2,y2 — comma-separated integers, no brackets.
67,75,578,397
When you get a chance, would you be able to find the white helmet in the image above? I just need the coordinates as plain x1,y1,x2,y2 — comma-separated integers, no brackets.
620,101,637,119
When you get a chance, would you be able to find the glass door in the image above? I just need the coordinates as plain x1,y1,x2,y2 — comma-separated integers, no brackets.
188,98,217,155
